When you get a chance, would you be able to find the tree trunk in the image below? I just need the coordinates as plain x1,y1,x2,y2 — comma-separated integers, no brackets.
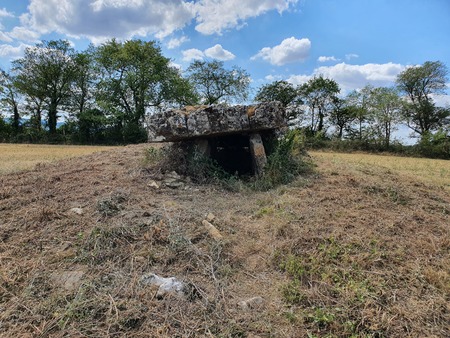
48,101,58,134
12,104,20,133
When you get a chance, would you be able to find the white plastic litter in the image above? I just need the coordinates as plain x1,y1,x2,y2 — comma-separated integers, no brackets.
140,273,185,298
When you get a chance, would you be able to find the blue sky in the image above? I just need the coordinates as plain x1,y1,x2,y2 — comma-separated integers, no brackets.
1,0,449,104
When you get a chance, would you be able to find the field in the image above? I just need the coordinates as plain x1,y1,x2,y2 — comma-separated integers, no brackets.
311,151,450,191
0,144,449,337
0,144,119,174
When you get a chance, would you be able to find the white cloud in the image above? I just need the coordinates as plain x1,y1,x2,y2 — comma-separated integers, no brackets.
204,44,235,60
182,48,204,62
8,27,40,42
167,36,189,49
345,53,359,60
315,62,404,91
22,0,196,41
265,74,283,82
0,31,13,43
318,55,338,62
194,0,298,35
169,60,182,70
0,43,31,58
9,0,299,45
431,93,450,107
182,44,236,62
287,74,311,86
0,8,14,18
252,37,311,66
282,62,405,93
0,7,14,30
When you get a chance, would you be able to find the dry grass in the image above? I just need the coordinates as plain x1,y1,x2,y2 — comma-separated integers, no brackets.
0,144,119,175
0,145,448,337
311,150,450,191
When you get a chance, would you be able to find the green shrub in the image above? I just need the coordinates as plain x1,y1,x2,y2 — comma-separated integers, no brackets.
253,129,311,190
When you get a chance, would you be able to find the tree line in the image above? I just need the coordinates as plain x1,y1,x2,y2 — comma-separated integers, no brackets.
0,39,448,157
255,61,449,158
0,39,249,144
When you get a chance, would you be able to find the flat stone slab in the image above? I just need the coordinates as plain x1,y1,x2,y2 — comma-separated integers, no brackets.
147,101,286,142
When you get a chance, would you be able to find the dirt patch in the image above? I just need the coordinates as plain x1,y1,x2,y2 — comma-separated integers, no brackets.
0,144,448,337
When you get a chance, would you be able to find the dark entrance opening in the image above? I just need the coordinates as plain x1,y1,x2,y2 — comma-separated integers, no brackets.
209,134,253,176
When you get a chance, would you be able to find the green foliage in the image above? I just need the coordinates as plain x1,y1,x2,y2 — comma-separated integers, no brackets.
253,129,310,191
299,75,340,133
13,40,77,134
0,114,12,141
275,237,387,336
255,80,299,107
93,39,196,143
416,130,450,159
154,131,309,192
396,61,449,136
186,60,250,104
255,80,304,123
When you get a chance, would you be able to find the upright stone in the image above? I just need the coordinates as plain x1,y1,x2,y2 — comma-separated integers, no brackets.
195,139,211,157
249,133,267,176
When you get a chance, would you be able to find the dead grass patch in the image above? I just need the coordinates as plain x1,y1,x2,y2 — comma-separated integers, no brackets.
0,145,448,337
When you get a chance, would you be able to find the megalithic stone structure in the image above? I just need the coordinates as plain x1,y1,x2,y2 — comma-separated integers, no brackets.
147,102,287,175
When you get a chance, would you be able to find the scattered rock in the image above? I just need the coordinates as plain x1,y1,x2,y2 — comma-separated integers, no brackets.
69,207,83,215
148,180,160,189
206,212,216,222
202,219,223,240
140,273,186,298
51,270,85,291
166,171,181,180
237,296,265,311
163,171,186,189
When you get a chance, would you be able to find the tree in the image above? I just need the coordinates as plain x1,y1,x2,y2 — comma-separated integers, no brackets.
186,60,250,105
345,85,374,140
369,87,402,147
396,61,449,136
69,48,97,117
0,69,21,133
94,39,195,142
329,98,356,139
299,76,340,133
13,40,77,134
255,80,298,107
255,80,303,122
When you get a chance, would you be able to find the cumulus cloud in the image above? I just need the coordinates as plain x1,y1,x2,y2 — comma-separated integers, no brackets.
287,74,311,86
167,36,189,49
8,27,40,42
0,7,14,30
318,55,338,63
315,62,404,91
283,62,405,93
252,37,311,66
431,93,450,107
193,0,298,35
0,43,31,58
204,44,235,60
265,74,283,82
0,31,13,43
17,0,299,44
182,44,236,62
0,8,14,18
182,48,204,62
21,0,196,41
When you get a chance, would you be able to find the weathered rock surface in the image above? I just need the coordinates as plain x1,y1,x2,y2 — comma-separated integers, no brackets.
147,102,286,142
